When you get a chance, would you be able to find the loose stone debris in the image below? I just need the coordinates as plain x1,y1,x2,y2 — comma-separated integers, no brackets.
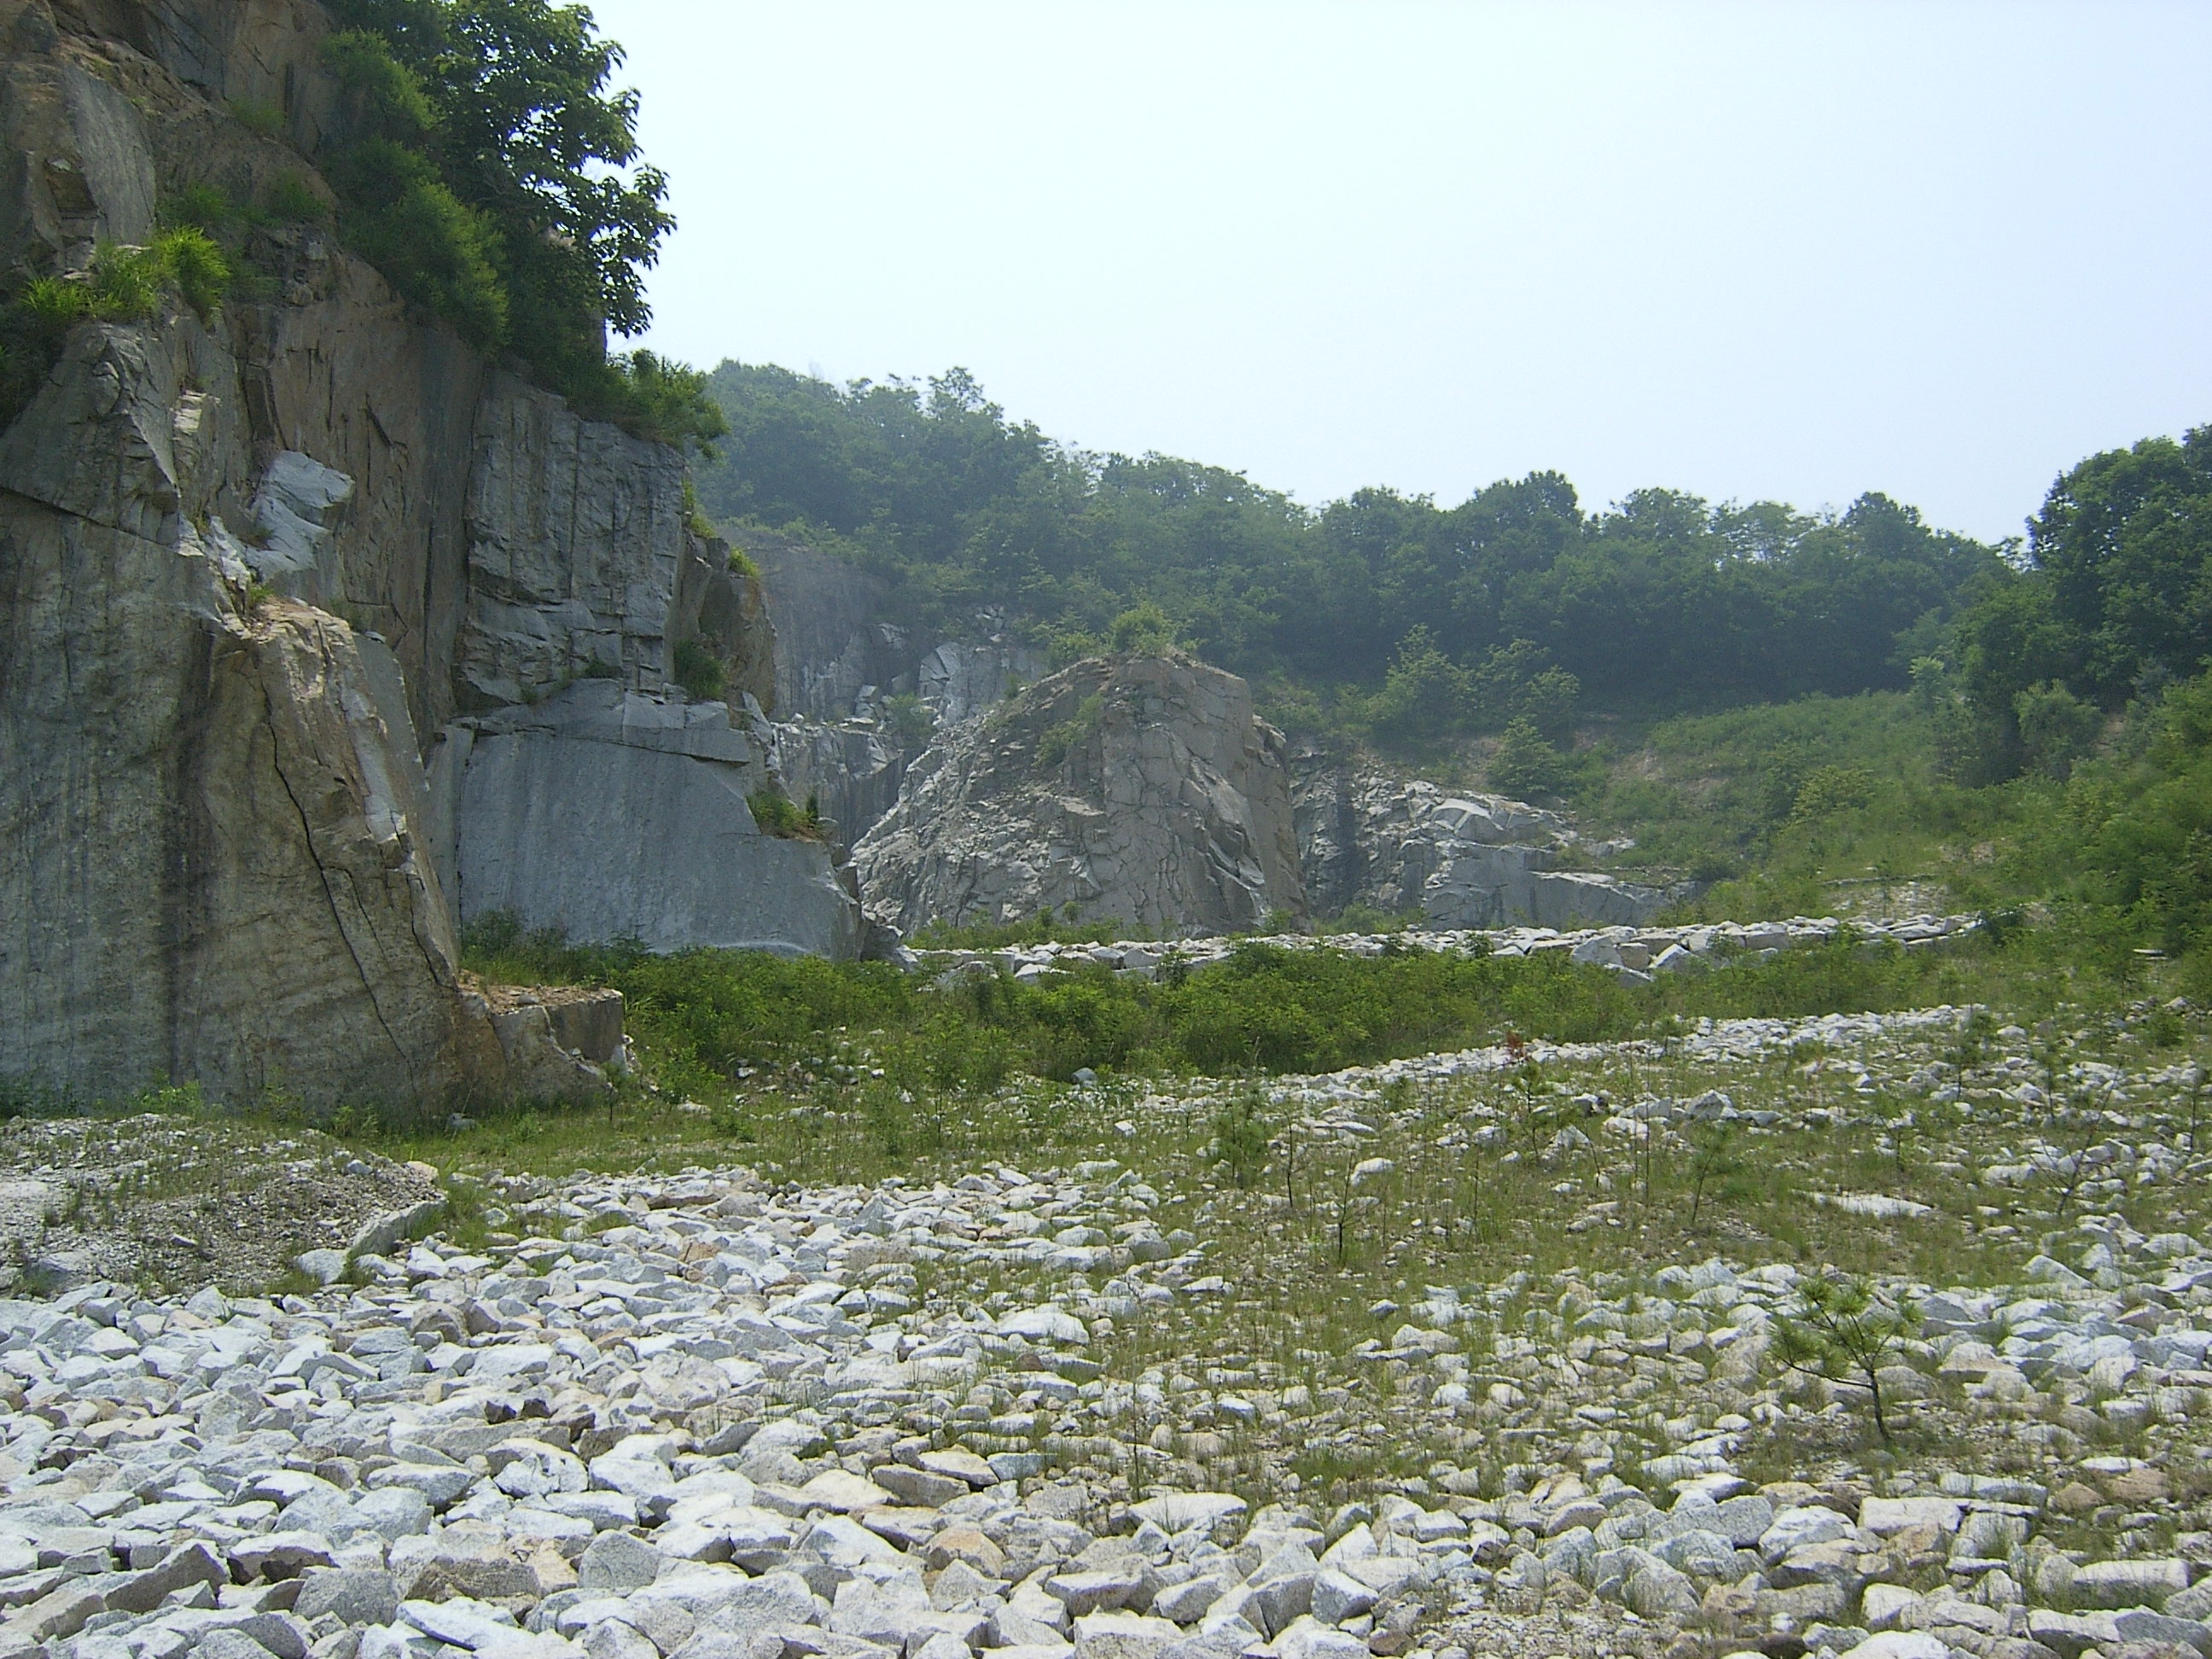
912,915,1982,988
7,1004,2212,1659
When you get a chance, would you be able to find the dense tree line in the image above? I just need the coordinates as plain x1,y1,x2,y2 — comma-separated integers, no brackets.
695,361,2004,719
1913,428,2212,780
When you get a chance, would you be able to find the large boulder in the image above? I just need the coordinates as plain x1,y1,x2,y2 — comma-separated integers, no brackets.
856,652,1306,934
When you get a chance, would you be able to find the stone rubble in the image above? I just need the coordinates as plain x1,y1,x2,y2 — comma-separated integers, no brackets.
11,993,2212,1659
913,913,1982,987
0,1163,1508,1659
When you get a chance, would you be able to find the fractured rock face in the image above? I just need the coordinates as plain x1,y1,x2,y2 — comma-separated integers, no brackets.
855,653,1305,934
458,375,694,710
1295,762,1667,930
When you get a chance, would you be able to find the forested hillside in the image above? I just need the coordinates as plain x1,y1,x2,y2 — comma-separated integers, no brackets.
694,361,2005,727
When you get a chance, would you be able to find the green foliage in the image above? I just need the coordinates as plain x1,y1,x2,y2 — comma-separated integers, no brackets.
670,638,725,703
315,3,719,447
325,137,508,348
681,479,717,542
80,243,166,319
1489,717,1567,798
747,788,824,841
169,182,237,234
693,364,2004,721
1107,602,1181,655
228,98,286,138
1035,693,1103,770
575,352,727,457
1,235,230,428
1790,764,1875,821
1771,1271,1922,1441
2013,680,2102,777
883,693,936,751
1210,1086,1273,1188
1372,626,1472,740
905,911,1152,951
1941,425,2212,779
153,228,230,320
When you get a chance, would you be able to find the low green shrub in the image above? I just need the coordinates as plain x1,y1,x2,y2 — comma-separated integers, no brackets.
747,788,824,841
1036,693,1103,769
325,138,506,349
0,233,231,428
670,638,725,703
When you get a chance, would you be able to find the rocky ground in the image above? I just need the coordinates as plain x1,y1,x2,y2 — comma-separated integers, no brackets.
0,1121,441,1301
912,912,1981,986
6,1000,2212,1659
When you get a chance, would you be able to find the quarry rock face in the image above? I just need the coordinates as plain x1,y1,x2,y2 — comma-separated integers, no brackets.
439,684,861,961
854,653,1306,934
0,314,513,1106
459,376,688,711
1295,763,1668,929
0,1,859,1107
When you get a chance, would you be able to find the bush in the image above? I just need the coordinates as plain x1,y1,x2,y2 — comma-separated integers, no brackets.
1790,764,1874,820
1489,717,1566,797
2015,679,2102,777
0,235,231,428
154,228,230,320
326,138,507,349
1108,601,1180,655
748,788,824,841
671,638,725,703
263,172,332,224
578,352,728,457
1036,693,1103,769
884,693,936,751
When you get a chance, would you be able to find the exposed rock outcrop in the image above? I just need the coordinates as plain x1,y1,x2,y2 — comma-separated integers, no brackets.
747,527,907,725
437,684,862,960
460,375,690,710
855,653,1305,934
741,527,1048,850
0,335,529,1105
771,719,908,848
0,0,860,1106
1295,760,1668,929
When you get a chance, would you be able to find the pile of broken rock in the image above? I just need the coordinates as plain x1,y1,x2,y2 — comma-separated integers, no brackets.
0,1173,1470,1659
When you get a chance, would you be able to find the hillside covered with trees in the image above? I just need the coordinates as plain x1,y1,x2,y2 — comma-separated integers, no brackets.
693,361,2006,731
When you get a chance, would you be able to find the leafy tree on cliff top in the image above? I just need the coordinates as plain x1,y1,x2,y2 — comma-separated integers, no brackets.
321,0,718,447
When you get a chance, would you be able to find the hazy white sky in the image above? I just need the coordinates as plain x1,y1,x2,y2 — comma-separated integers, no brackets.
593,1,2211,544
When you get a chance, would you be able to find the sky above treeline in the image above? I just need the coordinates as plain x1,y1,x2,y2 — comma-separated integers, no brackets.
593,0,2212,545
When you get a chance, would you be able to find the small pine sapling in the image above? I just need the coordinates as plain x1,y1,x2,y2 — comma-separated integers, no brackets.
1771,1271,1922,1443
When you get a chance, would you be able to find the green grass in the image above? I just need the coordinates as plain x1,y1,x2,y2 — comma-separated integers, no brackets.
465,910,2147,1104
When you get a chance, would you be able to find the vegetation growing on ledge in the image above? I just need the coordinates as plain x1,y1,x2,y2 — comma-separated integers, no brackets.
0,231,230,427
746,788,825,841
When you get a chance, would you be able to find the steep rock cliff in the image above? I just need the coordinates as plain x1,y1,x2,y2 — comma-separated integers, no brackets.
855,653,1305,934
0,0,858,1106
442,684,861,960
0,300,512,1104
742,526,1046,846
